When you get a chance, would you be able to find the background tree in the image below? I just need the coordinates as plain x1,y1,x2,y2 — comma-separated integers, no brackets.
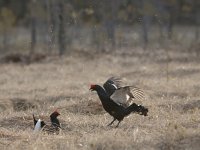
0,7,16,51
0,0,199,55
29,0,37,56
57,0,66,56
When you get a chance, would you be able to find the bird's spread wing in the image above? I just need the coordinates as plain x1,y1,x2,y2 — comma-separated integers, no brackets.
110,87,131,107
103,77,122,96
128,86,145,101
110,86,145,107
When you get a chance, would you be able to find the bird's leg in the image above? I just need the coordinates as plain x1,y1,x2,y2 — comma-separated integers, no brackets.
107,118,116,126
115,121,121,128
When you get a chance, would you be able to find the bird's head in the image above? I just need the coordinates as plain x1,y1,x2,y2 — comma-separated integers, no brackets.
50,110,60,118
89,84,97,91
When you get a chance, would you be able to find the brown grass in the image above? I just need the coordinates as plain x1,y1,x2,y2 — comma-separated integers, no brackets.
0,48,200,150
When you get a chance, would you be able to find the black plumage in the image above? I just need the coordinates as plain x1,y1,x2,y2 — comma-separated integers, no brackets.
50,111,61,128
90,84,148,127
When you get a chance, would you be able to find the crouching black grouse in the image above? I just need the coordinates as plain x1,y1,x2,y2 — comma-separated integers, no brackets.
33,110,61,134
90,78,148,127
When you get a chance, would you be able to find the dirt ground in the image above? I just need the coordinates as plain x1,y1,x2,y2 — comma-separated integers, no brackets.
0,48,199,150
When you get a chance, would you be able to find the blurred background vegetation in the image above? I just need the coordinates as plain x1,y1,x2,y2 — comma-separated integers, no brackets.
0,0,199,57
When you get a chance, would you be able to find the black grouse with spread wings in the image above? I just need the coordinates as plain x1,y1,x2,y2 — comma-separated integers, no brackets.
90,77,148,127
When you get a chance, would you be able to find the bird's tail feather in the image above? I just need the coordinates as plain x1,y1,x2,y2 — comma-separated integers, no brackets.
33,114,37,126
125,103,148,116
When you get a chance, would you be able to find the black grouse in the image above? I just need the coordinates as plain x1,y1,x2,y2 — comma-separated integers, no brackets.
103,77,145,107
50,110,61,128
33,110,61,134
90,84,148,127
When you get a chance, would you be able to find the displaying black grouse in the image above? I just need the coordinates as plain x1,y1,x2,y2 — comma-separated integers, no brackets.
103,77,145,107
33,110,61,134
90,84,148,127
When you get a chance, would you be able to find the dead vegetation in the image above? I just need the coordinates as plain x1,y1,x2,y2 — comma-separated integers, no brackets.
0,48,200,149
0,53,47,64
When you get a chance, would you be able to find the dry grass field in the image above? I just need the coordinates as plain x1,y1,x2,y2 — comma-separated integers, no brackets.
0,48,200,150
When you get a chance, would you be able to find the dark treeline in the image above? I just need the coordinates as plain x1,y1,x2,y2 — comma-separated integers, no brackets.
0,0,199,56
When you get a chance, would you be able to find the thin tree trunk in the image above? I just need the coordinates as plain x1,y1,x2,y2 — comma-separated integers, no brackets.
30,0,37,56
46,0,56,54
140,0,150,49
57,0,65,56
104,0,118,50
3,29,8,51
194,1,199,41
195,24,199,41
167,8,174,40
105,20,116,49
142,15,150,48
92,25,100,50
30,16,36,55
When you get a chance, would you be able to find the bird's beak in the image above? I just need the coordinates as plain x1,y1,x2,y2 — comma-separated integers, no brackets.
89,88,94,91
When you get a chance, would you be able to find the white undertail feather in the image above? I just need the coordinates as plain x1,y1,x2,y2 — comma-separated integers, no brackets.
34,119,42,132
